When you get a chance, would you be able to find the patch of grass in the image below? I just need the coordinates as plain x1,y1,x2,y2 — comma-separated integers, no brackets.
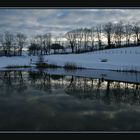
116,69,140,73
6,65,31,68
64,62,80,70
36,62,60,69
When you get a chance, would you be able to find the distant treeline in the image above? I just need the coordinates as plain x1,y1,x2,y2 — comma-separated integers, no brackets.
0,21,140,56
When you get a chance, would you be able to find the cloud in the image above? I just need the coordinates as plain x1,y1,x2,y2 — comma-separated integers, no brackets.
0,9,140,36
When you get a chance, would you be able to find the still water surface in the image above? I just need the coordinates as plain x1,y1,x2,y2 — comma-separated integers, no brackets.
0,69,140,131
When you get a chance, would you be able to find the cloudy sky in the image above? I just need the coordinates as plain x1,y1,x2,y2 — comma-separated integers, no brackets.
0,9,140,36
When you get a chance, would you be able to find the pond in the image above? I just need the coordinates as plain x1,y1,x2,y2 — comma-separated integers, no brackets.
0,69,140,131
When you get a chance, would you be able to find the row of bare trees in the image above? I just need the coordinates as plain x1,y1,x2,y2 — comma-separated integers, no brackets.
28,33,51,56
0,31,27,56
65,21,140,53
0,32,52,56
0,21,140,56
28,33,68,55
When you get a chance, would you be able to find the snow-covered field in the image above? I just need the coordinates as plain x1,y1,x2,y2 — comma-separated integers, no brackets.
0,46,140,71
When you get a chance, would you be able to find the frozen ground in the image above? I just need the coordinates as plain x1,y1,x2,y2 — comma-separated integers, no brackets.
0,46,140,71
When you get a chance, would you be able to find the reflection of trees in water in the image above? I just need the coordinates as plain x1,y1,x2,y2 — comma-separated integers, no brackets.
50,75,65,89
66,76,100,99
0,70,140,105
28,71,52,93
28,72,65,92
65,76,140,105
0,70,52,94
0,71,27,95
0,71,66,94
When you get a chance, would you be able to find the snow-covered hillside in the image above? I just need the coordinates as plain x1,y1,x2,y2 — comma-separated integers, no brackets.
0,46,140,71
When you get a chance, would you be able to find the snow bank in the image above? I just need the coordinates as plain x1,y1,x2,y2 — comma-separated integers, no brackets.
45,46,140,71
0,46,140,71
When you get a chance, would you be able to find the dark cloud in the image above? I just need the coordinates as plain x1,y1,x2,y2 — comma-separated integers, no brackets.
0,9,140,36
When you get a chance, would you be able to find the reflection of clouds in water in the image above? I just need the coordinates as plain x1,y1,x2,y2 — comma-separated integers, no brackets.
0,71,139,130
79,111,97,116
0,93,140,130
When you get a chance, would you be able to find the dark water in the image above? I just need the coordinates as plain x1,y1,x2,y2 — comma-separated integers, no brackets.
0,69,140,131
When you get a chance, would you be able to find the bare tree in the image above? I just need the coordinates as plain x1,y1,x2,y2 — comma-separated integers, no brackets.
89,27,95,51
96,24,102,50
103,22,114,48
114,21,124,46
132,22,140,45
29,33,51,55
16,33,27,56
75,28,84,52
72,29,83,53
54,34,61,45
83,28,90,51
0,34,5,55
124,23,133,46
52,34,65,54
4,31,15,56
12,39,18,56
29,36,39,55
35,35,44,55
65,30,77,53
43,33,51,54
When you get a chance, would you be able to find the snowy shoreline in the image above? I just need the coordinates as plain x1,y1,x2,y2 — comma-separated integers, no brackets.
0,46,140,72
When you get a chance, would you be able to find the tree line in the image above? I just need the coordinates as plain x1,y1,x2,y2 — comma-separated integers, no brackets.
65,21,140,53
0,21,140,56
0,31,27,56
